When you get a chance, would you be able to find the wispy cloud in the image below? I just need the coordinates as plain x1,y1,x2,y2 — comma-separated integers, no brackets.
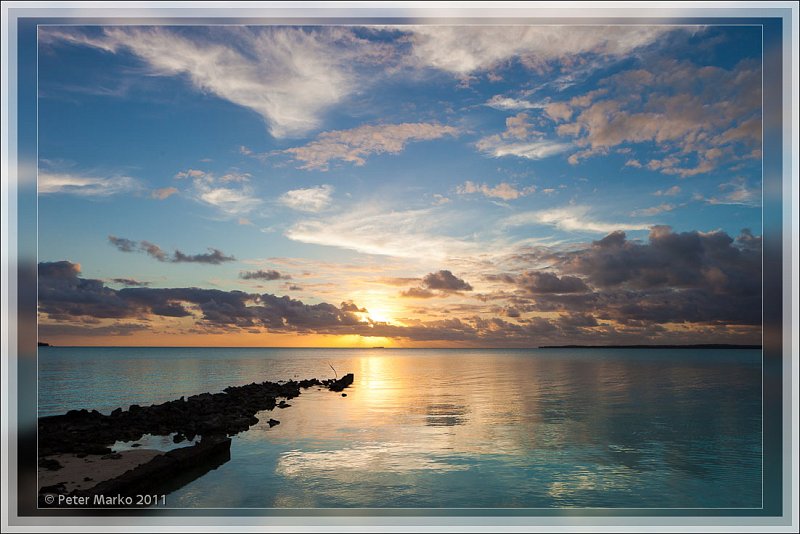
456,181,535,201
39,171,140,197
630,203,676,217
654,185,681,196
476,136,570,160
485,95,543,110
175,168,261,216
504,205,651,234
404,26,681,75
284,123,459,170
695,177,760,207
285,206,477,260
40,27,393,138
280,185,334,212
152,187,178,200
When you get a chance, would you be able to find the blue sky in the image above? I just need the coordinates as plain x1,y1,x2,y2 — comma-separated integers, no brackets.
36,24,763,346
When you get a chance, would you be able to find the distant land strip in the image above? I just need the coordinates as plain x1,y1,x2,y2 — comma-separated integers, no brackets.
538,344,762,349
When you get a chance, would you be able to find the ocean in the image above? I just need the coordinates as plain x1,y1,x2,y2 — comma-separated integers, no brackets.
37,347,763,509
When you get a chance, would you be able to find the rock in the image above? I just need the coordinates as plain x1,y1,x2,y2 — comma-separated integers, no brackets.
131,443,141,448
268,419,280,427
39,458,63,471
341,393,347,397
84,477,93,482
173,433,186,444
100,453,123,460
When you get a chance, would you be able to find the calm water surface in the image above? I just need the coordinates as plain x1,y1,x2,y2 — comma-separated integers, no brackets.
38,347,762,508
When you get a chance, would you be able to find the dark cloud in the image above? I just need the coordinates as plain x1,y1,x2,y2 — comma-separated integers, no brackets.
422,270,473,292
108,236,235,264
109,278,150,287
515,272,589,294
172,248,235,264
400,287,437,299
240,269,291,281
401,270,473,298
340,301,367,313
108,236,137,253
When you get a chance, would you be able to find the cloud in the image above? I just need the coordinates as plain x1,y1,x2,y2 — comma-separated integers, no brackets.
504,205,651,234
696,177,760,207
654,186,681,196
485,95,543,111
240,269,292,281
630,203,676,217
476,136,570,160
404,26,680,75
41,26,394,138
284,122,459,170
552,59,761,176
174,168,261,216
285,206,477,260
38,171,140,197
108,235,235,264
513,272,590,294
152,187,178,200
280,185,334,212
422,270,473,292
400,270,473,298
109,278,150,287
456,181,535,201
544,102,573,122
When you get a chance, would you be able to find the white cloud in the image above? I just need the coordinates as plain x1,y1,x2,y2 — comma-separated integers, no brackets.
404,26,681,75
285,122,459,170
698,177,760,207
630,203,676,217
457,181,535,201
485,95,543,111
280,185,334,212
654,185,681,196
41,27,390,138
175,168,261,216
476,136,570,160
38,172,140,197
504,205,651,233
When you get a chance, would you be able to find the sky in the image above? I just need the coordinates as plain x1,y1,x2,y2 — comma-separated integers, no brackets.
35,24,763,347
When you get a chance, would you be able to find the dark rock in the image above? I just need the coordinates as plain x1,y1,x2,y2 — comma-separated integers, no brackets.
39,483,66,495
111,408,122,417
100,453,122,460
173,433,186,444
268,419,280,427
341,393,347,397
84,477,93,482
39,458,63,471
131,443,141,448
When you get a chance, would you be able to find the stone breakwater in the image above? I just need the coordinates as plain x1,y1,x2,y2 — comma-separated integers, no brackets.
38,374,354,457
38,373,354,505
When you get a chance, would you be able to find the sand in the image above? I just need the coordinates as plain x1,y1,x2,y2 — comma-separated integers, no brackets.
38,449,163,493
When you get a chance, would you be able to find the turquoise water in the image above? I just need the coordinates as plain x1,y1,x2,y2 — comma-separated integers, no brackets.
38,347,762,508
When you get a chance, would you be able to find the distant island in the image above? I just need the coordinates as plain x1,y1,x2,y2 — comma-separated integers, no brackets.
539,344,762,349
38,341,51,347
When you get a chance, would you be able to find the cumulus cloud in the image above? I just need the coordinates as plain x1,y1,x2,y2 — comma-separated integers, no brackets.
551,59,761,176
108,235,235,264
504,205,651,233
284,122,459,170
280,185,334,212
240,269,292,281
456,180,535,201
401,270,472,298
40,26,394,138
422,270,473,292
39,171,140,197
